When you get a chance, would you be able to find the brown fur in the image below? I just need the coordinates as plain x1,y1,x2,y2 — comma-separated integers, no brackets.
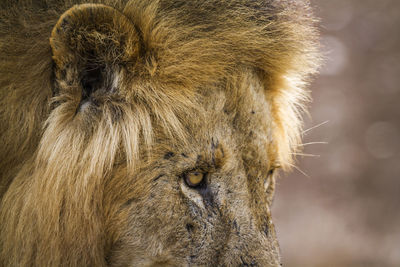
0,1,320,266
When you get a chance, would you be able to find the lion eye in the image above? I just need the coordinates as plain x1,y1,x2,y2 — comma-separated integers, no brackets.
265,167,279,192
184,171,205,188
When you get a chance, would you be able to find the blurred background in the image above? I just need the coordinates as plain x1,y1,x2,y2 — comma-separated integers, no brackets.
272,0,400,266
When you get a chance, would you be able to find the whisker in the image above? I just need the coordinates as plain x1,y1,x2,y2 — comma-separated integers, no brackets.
290,153,320,157
302,120,329,135
297,141,328,147
287,163,310,178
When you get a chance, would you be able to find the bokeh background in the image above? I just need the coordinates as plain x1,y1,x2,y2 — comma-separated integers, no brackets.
272,0,400,266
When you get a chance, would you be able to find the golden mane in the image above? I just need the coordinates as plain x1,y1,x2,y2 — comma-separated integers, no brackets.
0,0,320,265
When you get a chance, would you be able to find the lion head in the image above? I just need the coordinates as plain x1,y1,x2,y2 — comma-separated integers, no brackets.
0,1,319,266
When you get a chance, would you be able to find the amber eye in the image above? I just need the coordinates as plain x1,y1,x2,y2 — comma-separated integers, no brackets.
184,171,206,188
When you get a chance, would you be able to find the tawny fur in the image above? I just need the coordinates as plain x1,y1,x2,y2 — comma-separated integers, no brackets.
0,1,320,266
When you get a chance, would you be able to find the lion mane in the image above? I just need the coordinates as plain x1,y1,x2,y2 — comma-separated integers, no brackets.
0,0,319,266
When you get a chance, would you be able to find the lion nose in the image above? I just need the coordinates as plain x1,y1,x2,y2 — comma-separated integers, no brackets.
223,212,281,266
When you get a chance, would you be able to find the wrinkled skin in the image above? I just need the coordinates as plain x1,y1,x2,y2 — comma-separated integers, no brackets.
106,74,280,266
0,1,319,266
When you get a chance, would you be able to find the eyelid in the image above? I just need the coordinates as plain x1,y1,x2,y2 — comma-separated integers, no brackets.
271,164,281,170
268,165,281,175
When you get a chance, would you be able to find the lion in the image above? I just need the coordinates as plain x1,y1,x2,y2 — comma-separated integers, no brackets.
0,0,320,266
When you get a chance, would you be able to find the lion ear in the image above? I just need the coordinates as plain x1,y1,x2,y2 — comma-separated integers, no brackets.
50,4,140,94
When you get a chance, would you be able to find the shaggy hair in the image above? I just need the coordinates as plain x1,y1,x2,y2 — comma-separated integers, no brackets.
0,0,320,266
